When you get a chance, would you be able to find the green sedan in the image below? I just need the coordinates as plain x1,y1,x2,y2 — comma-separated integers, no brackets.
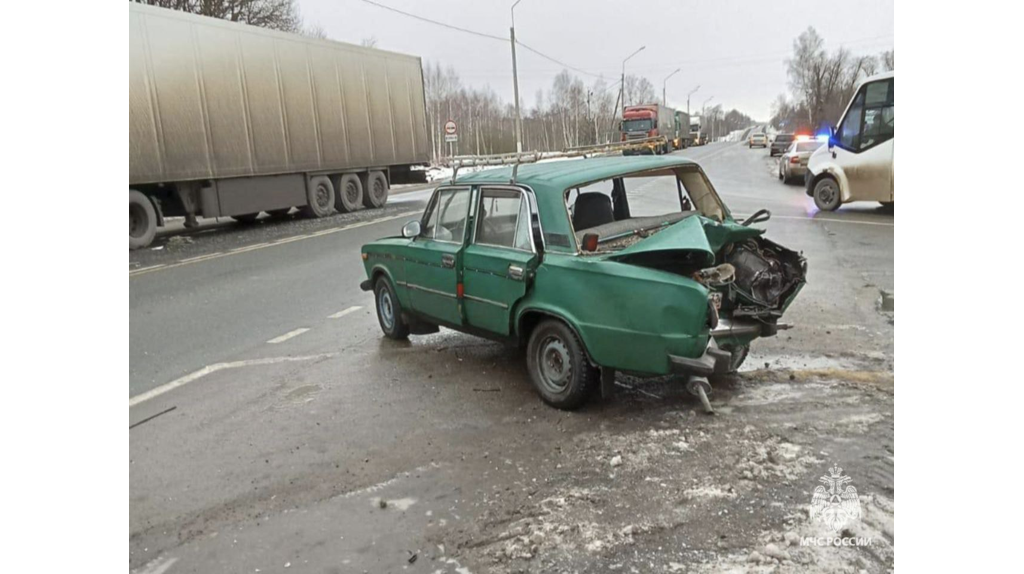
360,155,806,410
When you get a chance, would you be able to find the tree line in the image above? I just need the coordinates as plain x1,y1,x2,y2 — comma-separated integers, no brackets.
772,27,894,134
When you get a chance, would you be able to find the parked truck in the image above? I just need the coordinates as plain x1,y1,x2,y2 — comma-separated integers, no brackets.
620,104,678,154
673,110,691,149
689,116,706,146
129,3,430,249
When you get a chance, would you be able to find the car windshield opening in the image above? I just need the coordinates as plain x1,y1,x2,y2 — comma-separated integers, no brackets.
622,119,653,132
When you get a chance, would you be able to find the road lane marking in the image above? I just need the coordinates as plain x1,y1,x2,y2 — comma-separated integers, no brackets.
129,211,419,278
329,305,362,319
131,556,178,574
128,353,337,408
267,328,310,344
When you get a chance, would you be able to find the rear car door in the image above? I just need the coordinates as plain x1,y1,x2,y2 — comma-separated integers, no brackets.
404,186,472,326
462,186,539,336
832,77,894,202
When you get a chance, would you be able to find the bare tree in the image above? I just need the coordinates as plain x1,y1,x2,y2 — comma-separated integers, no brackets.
880,50,895,71
786,27,876,130
622,75,655,106
360,37,378,48
139,0,304,32
303,23,327,39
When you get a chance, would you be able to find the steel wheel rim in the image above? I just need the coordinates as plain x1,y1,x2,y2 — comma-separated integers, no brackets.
316,183,331,209
537,336,572,393
817,181,838,206
345,181,359,205
373,179,385,202
379,289,395,330
130,203,146,237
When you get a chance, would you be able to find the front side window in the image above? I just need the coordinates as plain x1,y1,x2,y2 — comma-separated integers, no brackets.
475,188,532,251
422,187,470,242
837,79,894,152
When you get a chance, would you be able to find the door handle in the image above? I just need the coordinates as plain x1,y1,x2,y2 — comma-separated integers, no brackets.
441,254,455,269
508,264,524,280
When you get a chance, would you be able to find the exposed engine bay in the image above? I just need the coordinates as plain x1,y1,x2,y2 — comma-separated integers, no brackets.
718,238,806,315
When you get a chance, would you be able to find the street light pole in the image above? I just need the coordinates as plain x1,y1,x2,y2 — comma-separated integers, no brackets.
619,45,645,113
687,85,700,117
662,68,680,107
510,0,523,153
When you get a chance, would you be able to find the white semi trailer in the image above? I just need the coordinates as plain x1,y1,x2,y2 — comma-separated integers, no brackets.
129,3,430,248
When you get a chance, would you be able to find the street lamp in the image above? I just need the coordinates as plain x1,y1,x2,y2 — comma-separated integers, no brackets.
687,85,700,116
510,0,524,153
662,68,680,107
619,45,645,110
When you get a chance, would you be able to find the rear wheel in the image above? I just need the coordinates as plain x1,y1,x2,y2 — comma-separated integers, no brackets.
813,177,842,211
129,189,157,250
373,276,409,340
301,175,335,218
526,319,598,410
363,171,389,208
334,174,364,213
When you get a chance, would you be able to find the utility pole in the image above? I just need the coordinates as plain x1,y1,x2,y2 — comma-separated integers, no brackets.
662,68,680,107
687,85,700,117
510,0,524,153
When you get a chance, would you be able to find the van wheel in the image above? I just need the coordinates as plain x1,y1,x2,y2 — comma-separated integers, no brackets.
335,174,363,212
363,171,389,208
301,176,335,218
813,177,842,211
373,276,409,340
129,189,157,249
526,319,598,410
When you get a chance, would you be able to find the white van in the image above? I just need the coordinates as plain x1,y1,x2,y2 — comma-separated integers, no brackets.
805,71,894,211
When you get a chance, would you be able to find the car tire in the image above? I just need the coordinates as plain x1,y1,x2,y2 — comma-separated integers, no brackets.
373,276,409,340
813,177,842,211
334,174,364,213
301,175,335,218
129,189,158,250
363,171,389,209
778,166,784,181
720,345,749,374
526,319,598,410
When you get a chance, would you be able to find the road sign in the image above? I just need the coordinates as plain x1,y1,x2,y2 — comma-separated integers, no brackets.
444,120,458,143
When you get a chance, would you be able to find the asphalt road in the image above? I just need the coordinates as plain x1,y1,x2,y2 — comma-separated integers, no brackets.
129,141,894,573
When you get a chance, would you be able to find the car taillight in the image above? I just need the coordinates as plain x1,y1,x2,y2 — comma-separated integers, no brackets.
790,156,800,164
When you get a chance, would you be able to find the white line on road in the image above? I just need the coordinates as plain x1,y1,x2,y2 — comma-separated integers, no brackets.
128,353,337,408
129,211,418,278
329,305,362,319
131,556,178,574
267,328,310,344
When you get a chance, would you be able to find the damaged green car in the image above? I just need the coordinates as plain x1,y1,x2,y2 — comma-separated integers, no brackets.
360,155,806,410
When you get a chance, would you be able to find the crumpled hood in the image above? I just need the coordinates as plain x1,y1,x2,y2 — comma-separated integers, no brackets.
606,215,716,267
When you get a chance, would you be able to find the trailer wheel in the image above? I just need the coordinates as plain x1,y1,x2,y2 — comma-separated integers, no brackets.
335,174,364,212
129,189,157,250
301,176,335,218
363,171,389,208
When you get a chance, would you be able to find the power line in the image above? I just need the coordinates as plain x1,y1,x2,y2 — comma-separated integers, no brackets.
359,0,506,42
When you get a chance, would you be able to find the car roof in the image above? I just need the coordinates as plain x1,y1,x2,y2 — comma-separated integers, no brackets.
452,154,698,193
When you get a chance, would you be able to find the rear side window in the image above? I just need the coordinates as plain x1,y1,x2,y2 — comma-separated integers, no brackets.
475,188,533,251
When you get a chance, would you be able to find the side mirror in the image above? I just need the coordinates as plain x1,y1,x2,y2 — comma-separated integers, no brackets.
741,209,771,227
827,125,837,150
402,220,421,238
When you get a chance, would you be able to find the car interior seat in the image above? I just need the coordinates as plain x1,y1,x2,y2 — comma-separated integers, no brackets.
572,193,615,231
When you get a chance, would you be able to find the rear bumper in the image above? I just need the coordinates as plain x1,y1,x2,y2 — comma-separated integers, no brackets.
669,339,732,376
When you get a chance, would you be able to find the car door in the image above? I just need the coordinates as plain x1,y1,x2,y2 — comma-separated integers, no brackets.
462,186,539,336
404,186,472,326
831,77,894,202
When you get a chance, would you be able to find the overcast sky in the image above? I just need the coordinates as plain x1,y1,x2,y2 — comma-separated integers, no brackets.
298,0,894,120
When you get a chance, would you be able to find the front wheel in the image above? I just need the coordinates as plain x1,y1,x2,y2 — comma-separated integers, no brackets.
813,177,842,211
129,189,157,250
373,276,409,340
526,319,598,410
